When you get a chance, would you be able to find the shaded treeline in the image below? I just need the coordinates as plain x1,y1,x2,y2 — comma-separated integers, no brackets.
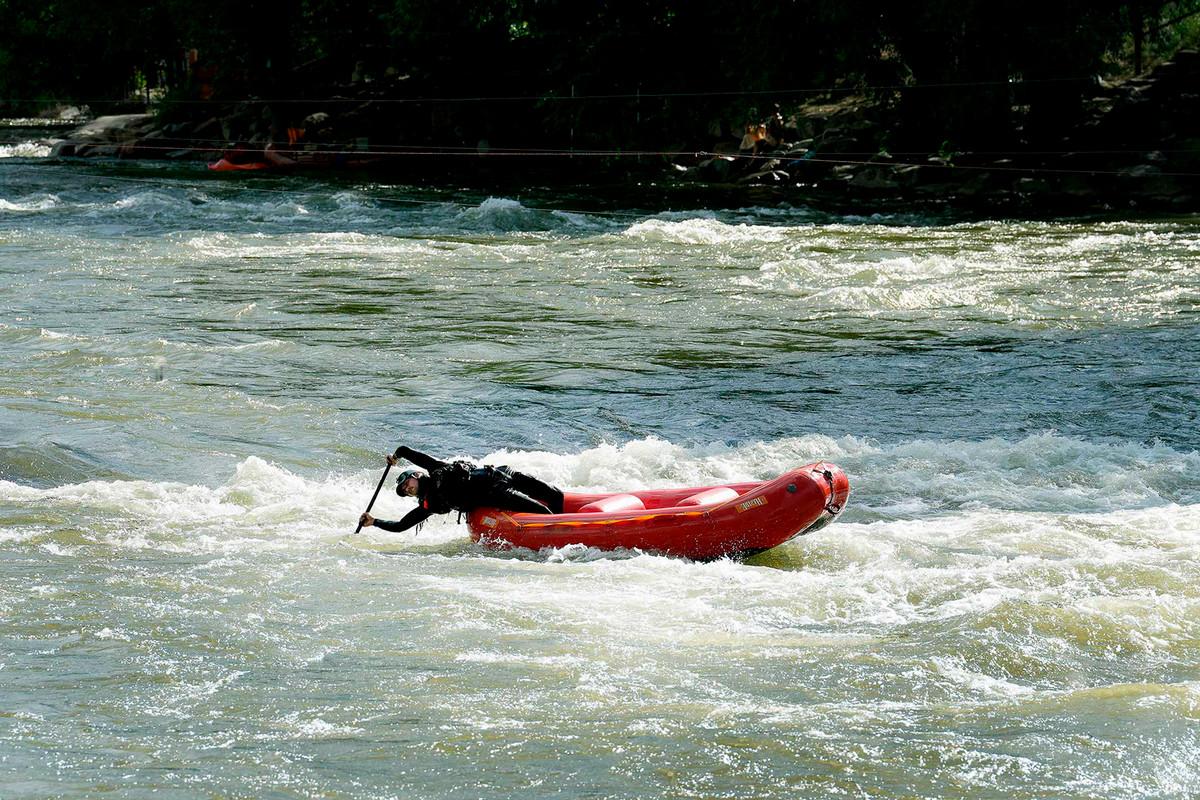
2,0,1199,152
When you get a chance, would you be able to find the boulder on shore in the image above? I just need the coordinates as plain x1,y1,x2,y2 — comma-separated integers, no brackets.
51,114,157,157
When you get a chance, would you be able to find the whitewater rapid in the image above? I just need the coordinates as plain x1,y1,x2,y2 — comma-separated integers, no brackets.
2,159,1198,799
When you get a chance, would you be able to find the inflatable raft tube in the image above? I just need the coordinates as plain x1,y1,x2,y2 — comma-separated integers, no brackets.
207,158,272,171
467,462,849,561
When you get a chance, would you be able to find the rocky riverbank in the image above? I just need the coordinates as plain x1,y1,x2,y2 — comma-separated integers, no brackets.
36,50,1200,214
674,50,1200,213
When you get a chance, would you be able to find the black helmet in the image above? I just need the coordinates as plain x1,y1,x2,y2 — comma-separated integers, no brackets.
395,469,424,494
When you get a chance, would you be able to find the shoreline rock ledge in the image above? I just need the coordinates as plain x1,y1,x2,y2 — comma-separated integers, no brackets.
50,115,158,158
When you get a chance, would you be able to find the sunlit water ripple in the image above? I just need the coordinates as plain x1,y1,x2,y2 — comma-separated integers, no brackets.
1,160,1198,799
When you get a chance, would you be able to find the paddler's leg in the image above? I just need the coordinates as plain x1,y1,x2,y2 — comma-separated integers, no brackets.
496,467,564,514
484,486,553,515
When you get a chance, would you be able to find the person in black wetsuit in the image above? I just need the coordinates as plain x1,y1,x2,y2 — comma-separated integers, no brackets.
358,445,565,533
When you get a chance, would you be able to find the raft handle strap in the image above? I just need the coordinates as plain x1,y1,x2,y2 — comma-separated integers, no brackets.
821,469,843,515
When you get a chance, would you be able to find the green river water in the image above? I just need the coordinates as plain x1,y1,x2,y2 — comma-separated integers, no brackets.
1,155,1199,799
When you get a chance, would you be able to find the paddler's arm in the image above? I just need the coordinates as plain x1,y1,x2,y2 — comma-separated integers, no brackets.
395,446,447,472
359,505,434,533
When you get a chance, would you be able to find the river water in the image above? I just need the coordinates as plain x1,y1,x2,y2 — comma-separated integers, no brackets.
2,153,1199,799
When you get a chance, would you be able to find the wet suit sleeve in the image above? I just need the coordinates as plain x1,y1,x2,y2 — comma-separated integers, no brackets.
396,446,447,473
374,506,434,533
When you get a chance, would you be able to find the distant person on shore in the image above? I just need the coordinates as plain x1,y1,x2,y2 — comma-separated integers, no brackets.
358,445,564,533
765,106,787,147
218,141,260,165
263,144,298,168
263,123,300,167
740,123,767,153
740,109,788,157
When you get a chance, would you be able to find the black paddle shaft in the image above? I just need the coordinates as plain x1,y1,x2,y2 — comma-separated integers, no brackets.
354,447,402,533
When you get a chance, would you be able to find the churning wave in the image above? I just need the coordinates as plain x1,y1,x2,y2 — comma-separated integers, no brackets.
3,433,1196,551
0,141,51,159
0,193,60,212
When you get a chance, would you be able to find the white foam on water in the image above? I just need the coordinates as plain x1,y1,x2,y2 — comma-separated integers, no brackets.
0,141,51,158
846,433,1200,516
623,217,791,245
275,713,364,739
739,251,978,298
146,335,294,356
1055,228,1186,253
1,456,365,552
0,194,60,212
93,626,133,641
84,189,211,222
30,187,356,231
454,650,589,669
183,230,442,261
479,434,860,493
0,479,42,504
720,224,1200,327
5,433,1193,551
482,433,1200,517
448,196,611,235
929,654,1035,698
3,437,1196,670
391,511,1198,665
3,322,294,368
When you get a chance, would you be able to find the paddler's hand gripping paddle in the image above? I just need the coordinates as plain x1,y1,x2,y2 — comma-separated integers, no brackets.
355,447,402,533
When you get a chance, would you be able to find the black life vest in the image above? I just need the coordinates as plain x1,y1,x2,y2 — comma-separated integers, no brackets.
421,460,500,513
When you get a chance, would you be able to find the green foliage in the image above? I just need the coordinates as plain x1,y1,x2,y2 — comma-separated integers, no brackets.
1111,0,1200,68
0,0,1195,146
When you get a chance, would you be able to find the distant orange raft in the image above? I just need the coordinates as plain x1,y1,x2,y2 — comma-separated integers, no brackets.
467,462,849,561
207,158,272,171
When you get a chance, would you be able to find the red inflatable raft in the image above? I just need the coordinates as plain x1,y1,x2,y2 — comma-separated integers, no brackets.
207,158,272,172
467,462,849,561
